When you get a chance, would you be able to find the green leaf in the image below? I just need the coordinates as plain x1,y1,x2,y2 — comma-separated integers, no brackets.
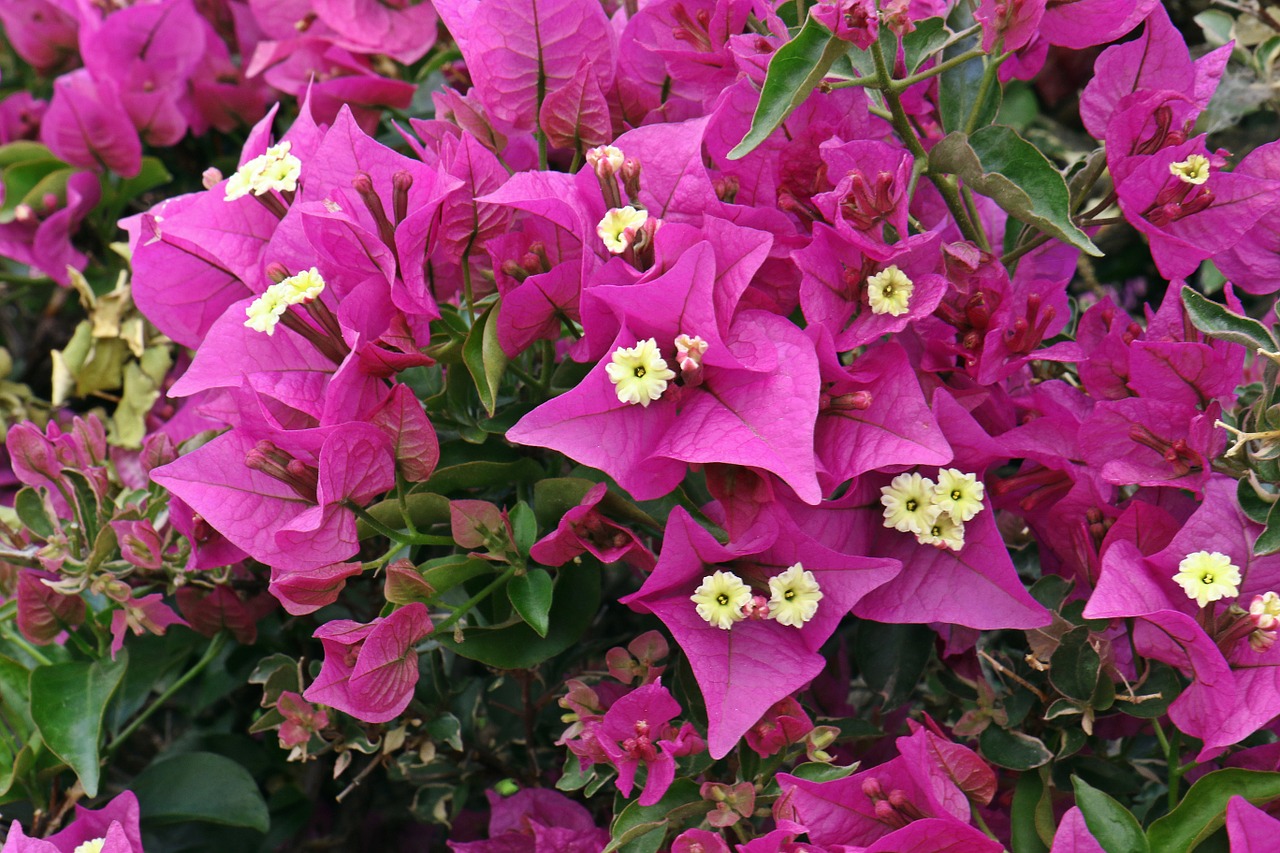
462,301,508,417
132,751,270,832
979,726,1052,771
1255,499,1280,556
14,488,54,539
113,156,171,204
1011,771,1051,853
1238,477,1275,524
360,492,451,538
436,560,600,668
1,158,66,217
1181,285,1279,352
1050,626,1102,702
1117,663,1181,719
0,141,53,168
728,16,849,159
19,167,72,212
532,476,659,532
901,18,949,74
507,570,554,638
1029,574,1073,610
855,621,934,707
1071,776,1149,853
929,126,1101,255
605,778,703,853
61,468,102,545
420,556,494,596
29,656,127,797
509,500,537,557
425,459,544,495
1147,769,1280,852
938,20,1000,134
787,761,861,783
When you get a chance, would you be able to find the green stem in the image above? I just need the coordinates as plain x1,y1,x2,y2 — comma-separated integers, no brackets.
1,623,53,666
963,52,1003,136
833,47,985,90
970,804,998,841
349,503,454,546
106,632,228,755
434,565,518,634
461,247,475,325
960,185,991,253
870,38,984,247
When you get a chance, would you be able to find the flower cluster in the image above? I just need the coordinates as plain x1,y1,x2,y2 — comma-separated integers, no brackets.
4,0,1280,849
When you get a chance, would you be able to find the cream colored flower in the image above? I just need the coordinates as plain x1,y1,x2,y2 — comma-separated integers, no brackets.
880,472,940,535
1169,154,1211,185
692,570,753,630
916,513,966,551
768,563,823,628
933,468,985,522
1173,551,1241,608
597,206,648,253
866,265,914,316
605,338,676,406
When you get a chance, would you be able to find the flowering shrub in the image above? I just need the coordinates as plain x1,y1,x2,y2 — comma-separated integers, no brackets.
3,0,1280,850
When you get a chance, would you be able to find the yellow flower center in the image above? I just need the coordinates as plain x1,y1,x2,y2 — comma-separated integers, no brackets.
1173,551,1241,608
1169,154,1211,185
597,206,649,254
605,338,676,407
866,265,914,317
768,563,823,628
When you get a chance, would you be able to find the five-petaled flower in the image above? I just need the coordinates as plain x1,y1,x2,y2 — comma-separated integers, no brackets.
880,472,940,535
692,570,752,630
597,206,649,253
606,338,676,407
1173,550,1242,608
768,563,823,628
866,265,914,316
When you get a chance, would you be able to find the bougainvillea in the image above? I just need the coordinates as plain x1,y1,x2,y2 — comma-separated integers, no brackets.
3,0,1280,850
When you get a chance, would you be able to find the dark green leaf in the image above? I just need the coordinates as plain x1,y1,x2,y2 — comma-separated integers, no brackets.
14,488,54,539
509,500,537,557
1051,626,1102,702
1255,500,1280,556
787,761,861,783
1147,769,1280,853
979,727,1052,770
360,492,451,538
436,560,600,667
133,751,269,832
507,570,554,638
1181,286,1279,351
1011,771,1051,853
0,655,34,738
426,459,544,495
1117,663,1180,719
728,16,850,159
420,556,494,596
427,712,464,751
29,656,127,797
1071,776,1149,853
462,301,508,417
61,468,102,546
19,168,72,212
1238,478,1274,524
929,126,1101,255
605,778,703,853
1029,574,1072,610
855,621,934,707
939,19,999,134
902,18,949,74
113,157,171,204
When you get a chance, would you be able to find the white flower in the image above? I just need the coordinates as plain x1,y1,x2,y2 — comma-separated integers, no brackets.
880,472,940,535
933,468,985,522
767,563,823,628
597,206,648,254
916,513,966,551
1173,551,1241,608
605,338,676,406
1169,154,1211,185
866,265,914,316
692,570,753,630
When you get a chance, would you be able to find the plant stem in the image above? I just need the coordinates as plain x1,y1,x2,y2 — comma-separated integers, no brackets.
1,623,53,666
106,631,228,755
434,565,518,634
870,38,984,247
349,503,453,546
